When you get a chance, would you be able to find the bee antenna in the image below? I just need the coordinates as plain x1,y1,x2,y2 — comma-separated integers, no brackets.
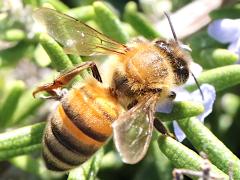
164,12,178,44
191,72,204,100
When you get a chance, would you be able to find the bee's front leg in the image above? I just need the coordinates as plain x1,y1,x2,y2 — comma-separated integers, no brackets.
153,118,176,139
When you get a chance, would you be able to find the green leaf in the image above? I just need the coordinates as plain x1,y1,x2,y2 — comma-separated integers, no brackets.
177,117,240,179
210,4,240,19
34,44,52,67
68,54,84,65
36,33,73,71
23,0,39,6
156,101,204,122
68,148,105,180
221,93,240,116
187,65,240,92
124,1,161,39
100,150,123,171
10,155,62,180
158,135,228,179
0,29,26,41
0,144,41,161
10,89,44,125
134,141,172,180
93,1,129,43
43,0,69,12
36,33,84,84
0,81,25,127
0,122,45,160
10,156,43,175
188,31,223,61
0,41,35,67
199,48,238,69
66,6,95,22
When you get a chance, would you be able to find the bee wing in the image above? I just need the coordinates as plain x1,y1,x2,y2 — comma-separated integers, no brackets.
33,8,128,56
112,98,156,164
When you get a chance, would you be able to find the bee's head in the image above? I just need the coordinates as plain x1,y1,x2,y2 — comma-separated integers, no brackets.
155,12,204,99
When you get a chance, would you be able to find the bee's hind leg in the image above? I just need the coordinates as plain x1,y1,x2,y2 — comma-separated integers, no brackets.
33,61,102,98
35,88,68,100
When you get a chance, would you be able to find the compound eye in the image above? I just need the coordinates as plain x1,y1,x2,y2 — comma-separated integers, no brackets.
174,58,189,85
179,67,189,83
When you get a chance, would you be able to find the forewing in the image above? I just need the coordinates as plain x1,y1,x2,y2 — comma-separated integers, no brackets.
33,8,128,56
112,99,156,164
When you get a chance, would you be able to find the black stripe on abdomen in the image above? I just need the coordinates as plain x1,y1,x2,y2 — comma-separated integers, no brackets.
61,89,111,142
62,105,109,142
50,114,99,157
42,139,75,171
44,121,88,166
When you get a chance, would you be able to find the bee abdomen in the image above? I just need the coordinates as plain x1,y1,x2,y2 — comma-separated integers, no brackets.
43,121,86,171
61,87,120,142
42,139,75,171
43,104,104,171
43,83,122,171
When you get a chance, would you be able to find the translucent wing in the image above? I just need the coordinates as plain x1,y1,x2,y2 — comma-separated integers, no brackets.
33,8,128,56
112,97,156,164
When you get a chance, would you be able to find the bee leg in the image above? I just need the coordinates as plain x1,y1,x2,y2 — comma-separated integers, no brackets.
127,100,138,110
56,61,102,83
153,118,176,139
33,83,61,98
33,61,102,98
39,88,69,100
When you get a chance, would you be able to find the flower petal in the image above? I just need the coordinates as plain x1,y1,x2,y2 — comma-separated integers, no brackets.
208,19,240,43
186,62,203,86
156,99,174,113
193,84,216,123
173,84,216,141
173,121,186,142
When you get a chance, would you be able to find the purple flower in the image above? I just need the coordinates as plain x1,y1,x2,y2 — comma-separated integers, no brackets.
156,63,216,142
173,84,216,142
208,19,240,59
157,84,216,142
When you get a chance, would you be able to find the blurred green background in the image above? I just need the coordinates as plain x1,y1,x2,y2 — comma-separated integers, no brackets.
0,0,240,179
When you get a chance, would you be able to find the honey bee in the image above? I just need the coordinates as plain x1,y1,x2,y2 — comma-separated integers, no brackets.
33,8,202,171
